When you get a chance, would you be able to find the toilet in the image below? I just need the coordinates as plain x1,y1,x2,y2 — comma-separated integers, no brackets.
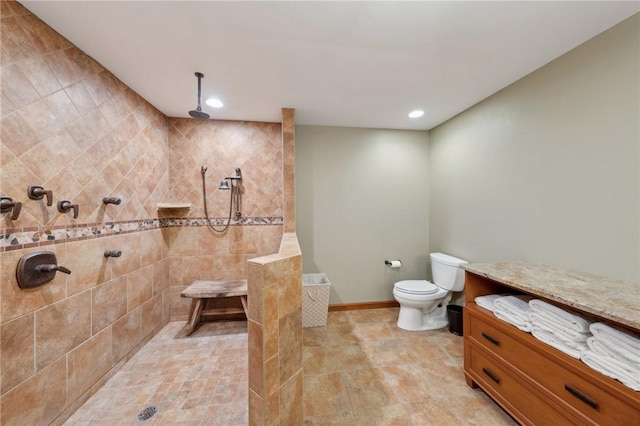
393,252,468,331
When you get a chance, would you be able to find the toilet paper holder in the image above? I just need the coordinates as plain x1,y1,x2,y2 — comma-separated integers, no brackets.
384,260,402,267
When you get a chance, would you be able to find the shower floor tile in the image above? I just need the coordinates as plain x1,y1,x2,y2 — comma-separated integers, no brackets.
65,308,517,425
64,320,249,426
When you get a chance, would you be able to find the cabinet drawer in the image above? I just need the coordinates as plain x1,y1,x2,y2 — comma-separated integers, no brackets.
468,307,523,360
468,346,574,426
523,351,639,425
469,306,640,425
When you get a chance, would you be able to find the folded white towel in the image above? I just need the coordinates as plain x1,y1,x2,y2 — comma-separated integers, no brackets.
580,350,640,392
494,295,533,317
529,299,592,333
494,310,532,332
531,327,588,359
530,312,591,343
590,322,640,364
493,295,533,332
587,337,640,370
474,294,504,313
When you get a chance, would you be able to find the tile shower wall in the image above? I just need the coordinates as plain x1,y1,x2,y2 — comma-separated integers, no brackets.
0,2,171,424
166,118,284,320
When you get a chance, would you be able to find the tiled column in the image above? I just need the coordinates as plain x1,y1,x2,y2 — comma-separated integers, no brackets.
247,233,303,425
282,108,296,233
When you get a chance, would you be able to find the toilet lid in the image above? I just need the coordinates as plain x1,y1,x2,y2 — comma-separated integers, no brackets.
394,280,438,295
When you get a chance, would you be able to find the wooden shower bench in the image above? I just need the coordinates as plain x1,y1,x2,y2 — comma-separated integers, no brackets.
181,279,248,336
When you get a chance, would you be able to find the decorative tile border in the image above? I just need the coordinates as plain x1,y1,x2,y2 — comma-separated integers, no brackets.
0,216,283,252
163,217,284,227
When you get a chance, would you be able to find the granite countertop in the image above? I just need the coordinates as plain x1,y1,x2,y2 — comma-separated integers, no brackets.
463,262,640,331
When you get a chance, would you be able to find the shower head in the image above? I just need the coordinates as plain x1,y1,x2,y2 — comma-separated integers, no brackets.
189,72,210,120
189,109,209,120
218,180,230,190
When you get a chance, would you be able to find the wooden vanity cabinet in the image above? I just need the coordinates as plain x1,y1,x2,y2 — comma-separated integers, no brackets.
463,271,640,426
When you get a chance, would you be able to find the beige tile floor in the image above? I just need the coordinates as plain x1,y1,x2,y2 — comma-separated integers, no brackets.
65,308,517,425
65,320,249,425
302,308,516,425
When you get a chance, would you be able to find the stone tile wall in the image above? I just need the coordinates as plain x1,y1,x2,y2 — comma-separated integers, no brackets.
167,118,283,219
0,2,171,424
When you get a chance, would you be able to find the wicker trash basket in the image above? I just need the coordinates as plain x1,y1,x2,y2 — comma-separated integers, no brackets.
302,273,331,328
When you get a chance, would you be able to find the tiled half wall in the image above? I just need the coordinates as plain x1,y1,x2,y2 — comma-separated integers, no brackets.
248,233,303,425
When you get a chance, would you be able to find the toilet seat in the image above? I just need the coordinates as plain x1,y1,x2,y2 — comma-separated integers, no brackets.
394,280,438,295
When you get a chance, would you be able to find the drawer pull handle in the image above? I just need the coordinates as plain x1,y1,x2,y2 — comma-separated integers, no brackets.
564,385,599,409
482,332,500,346
482,367,500,384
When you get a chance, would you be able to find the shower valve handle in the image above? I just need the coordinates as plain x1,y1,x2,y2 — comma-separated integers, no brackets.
28,185,53,206
35,264,71,274
0,197,22,220
103,197,122,205
57,200,79,219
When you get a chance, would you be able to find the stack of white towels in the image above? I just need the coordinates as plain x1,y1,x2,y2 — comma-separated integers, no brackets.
581,323,640,391
475,294,534,332
475,295,592,357
528,299,592,359
475,294,640,391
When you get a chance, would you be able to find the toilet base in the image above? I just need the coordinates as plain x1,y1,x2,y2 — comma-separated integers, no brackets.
396,305,449,331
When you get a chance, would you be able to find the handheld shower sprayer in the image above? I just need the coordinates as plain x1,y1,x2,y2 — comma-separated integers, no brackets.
201,165,243,232
219,168,242,190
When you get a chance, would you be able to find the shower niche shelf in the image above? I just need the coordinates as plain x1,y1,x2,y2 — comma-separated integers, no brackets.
157,203,191,210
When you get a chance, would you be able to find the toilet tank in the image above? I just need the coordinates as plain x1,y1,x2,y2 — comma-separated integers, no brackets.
430,252,468,292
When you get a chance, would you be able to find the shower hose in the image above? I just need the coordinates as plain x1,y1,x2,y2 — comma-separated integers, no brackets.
201,166,233,233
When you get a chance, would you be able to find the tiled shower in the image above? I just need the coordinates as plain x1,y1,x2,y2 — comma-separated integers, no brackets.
0,1,288,424
165,118,284,322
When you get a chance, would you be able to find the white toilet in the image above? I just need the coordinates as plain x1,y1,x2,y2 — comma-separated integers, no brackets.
393,252,468,331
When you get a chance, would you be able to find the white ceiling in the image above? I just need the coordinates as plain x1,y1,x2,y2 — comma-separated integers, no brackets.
22,1,639,130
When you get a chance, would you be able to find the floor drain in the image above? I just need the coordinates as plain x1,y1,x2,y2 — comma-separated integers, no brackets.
137,406,157,421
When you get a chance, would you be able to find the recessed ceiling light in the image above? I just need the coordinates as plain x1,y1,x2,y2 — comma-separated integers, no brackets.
408,110,424,118
205,98,224,108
